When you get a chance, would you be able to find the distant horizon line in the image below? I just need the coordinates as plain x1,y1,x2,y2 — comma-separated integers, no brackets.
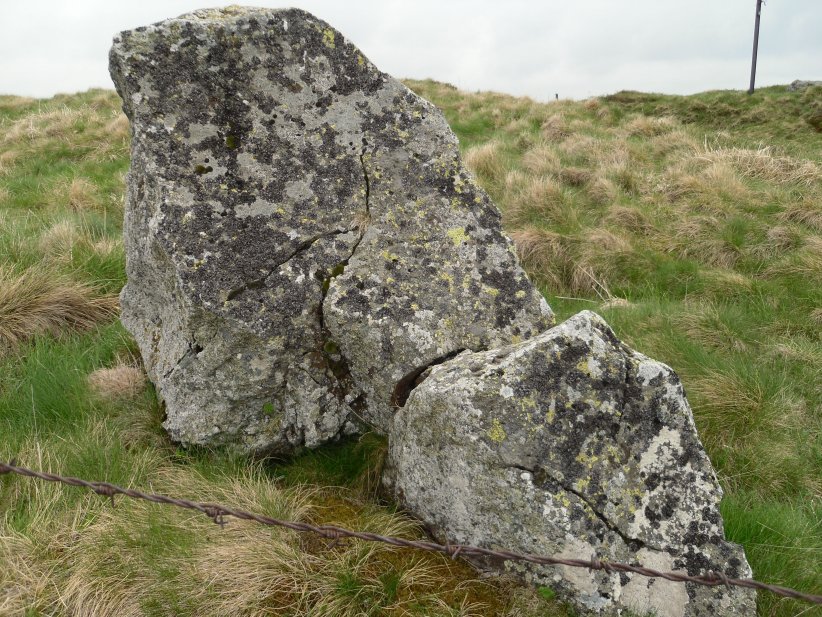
1,78,817,103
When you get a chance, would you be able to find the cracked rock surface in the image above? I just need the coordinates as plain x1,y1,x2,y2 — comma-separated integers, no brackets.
109,7,553,453
385,311,756,616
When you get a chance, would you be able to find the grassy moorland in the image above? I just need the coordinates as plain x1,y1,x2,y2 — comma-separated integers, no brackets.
0,82,820,616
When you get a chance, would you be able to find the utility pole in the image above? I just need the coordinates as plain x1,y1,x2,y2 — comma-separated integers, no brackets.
748,0,763,94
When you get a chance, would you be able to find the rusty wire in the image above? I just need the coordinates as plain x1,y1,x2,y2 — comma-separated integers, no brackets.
0,459,820,606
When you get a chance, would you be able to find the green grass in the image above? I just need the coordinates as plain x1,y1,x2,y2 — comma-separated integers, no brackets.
1,82,820,615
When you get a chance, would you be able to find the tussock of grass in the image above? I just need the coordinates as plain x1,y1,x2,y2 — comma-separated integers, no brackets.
623,114,678,137
687,368,770,442
778,198,822,233
696,145,821,186
505,176,565,227
38,218,79,256
677,302,748,352
463,141,506,186
603,205,652,235
664,216,742,269
765,235,822,281
539,113,568,142
510,228,567,290
0,266,119,349
521,142,562,176
87,364,146,400
51,176,102,211
586,175,618,205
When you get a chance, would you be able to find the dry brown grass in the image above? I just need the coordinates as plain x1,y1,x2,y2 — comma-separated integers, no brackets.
0,266,119,350
777,198,822,233
91,236,123,258
647,129,699,159
510,226,630,299
49,176,101,211
657,158,750,209
604,204,653,235
697,269,754,299
505,176,564,227
0,533,52,615
1,106,96,146
624,115,678,138
748,225,802,260
664,216,741,269
521,143,561,176
88,365,146,400
463,141,506,185
540,113,568,141
586,175,618,205
38,219,78,257
695,145,822,186
0,94,36,110
0,149,19,176
770,337,822,368
677,163,750,207
764,235,822,281
570,229,633,299
599,298,635,310
558,134,600,164
594,141,631,172
558,166,590,187
677,302,747,352
689,369,770,443
0,98,128,168
42,463,495,617
510,228,568,291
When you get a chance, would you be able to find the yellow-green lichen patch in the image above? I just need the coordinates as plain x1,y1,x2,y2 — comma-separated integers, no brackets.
446,226,469,246
487,418,507,442
322,28,335,48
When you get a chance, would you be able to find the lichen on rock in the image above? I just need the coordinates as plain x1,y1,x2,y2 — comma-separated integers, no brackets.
384,311,757,616
110,7,552,453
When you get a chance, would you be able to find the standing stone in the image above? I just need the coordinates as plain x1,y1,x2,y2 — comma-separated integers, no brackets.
109,7,553,453
385,311,756,616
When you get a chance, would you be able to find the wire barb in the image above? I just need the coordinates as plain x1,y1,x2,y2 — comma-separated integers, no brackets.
0,458,17,474
708,570,732,590
203,505,228,528
445,543,463,560
93,483,117,507
0,459,819,606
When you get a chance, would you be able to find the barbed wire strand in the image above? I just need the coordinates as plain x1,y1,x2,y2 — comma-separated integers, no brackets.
0,459,819,605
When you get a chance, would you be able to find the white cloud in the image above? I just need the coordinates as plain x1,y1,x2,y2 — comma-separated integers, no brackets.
1,0,819,100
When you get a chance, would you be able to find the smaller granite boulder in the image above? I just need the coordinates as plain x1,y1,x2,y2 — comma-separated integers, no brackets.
385,311,755,617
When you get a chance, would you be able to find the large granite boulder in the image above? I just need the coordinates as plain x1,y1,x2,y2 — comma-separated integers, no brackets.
384,311,756,616
109,7,553,453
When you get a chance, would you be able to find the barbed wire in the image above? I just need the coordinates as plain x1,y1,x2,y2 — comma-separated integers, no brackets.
0,459,820,606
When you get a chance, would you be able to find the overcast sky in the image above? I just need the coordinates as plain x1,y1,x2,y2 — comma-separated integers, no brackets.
1,1,820,101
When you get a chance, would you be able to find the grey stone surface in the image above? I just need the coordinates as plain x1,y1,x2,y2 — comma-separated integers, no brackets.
110,7,553,453
385,311,756,616
788,79,822,92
